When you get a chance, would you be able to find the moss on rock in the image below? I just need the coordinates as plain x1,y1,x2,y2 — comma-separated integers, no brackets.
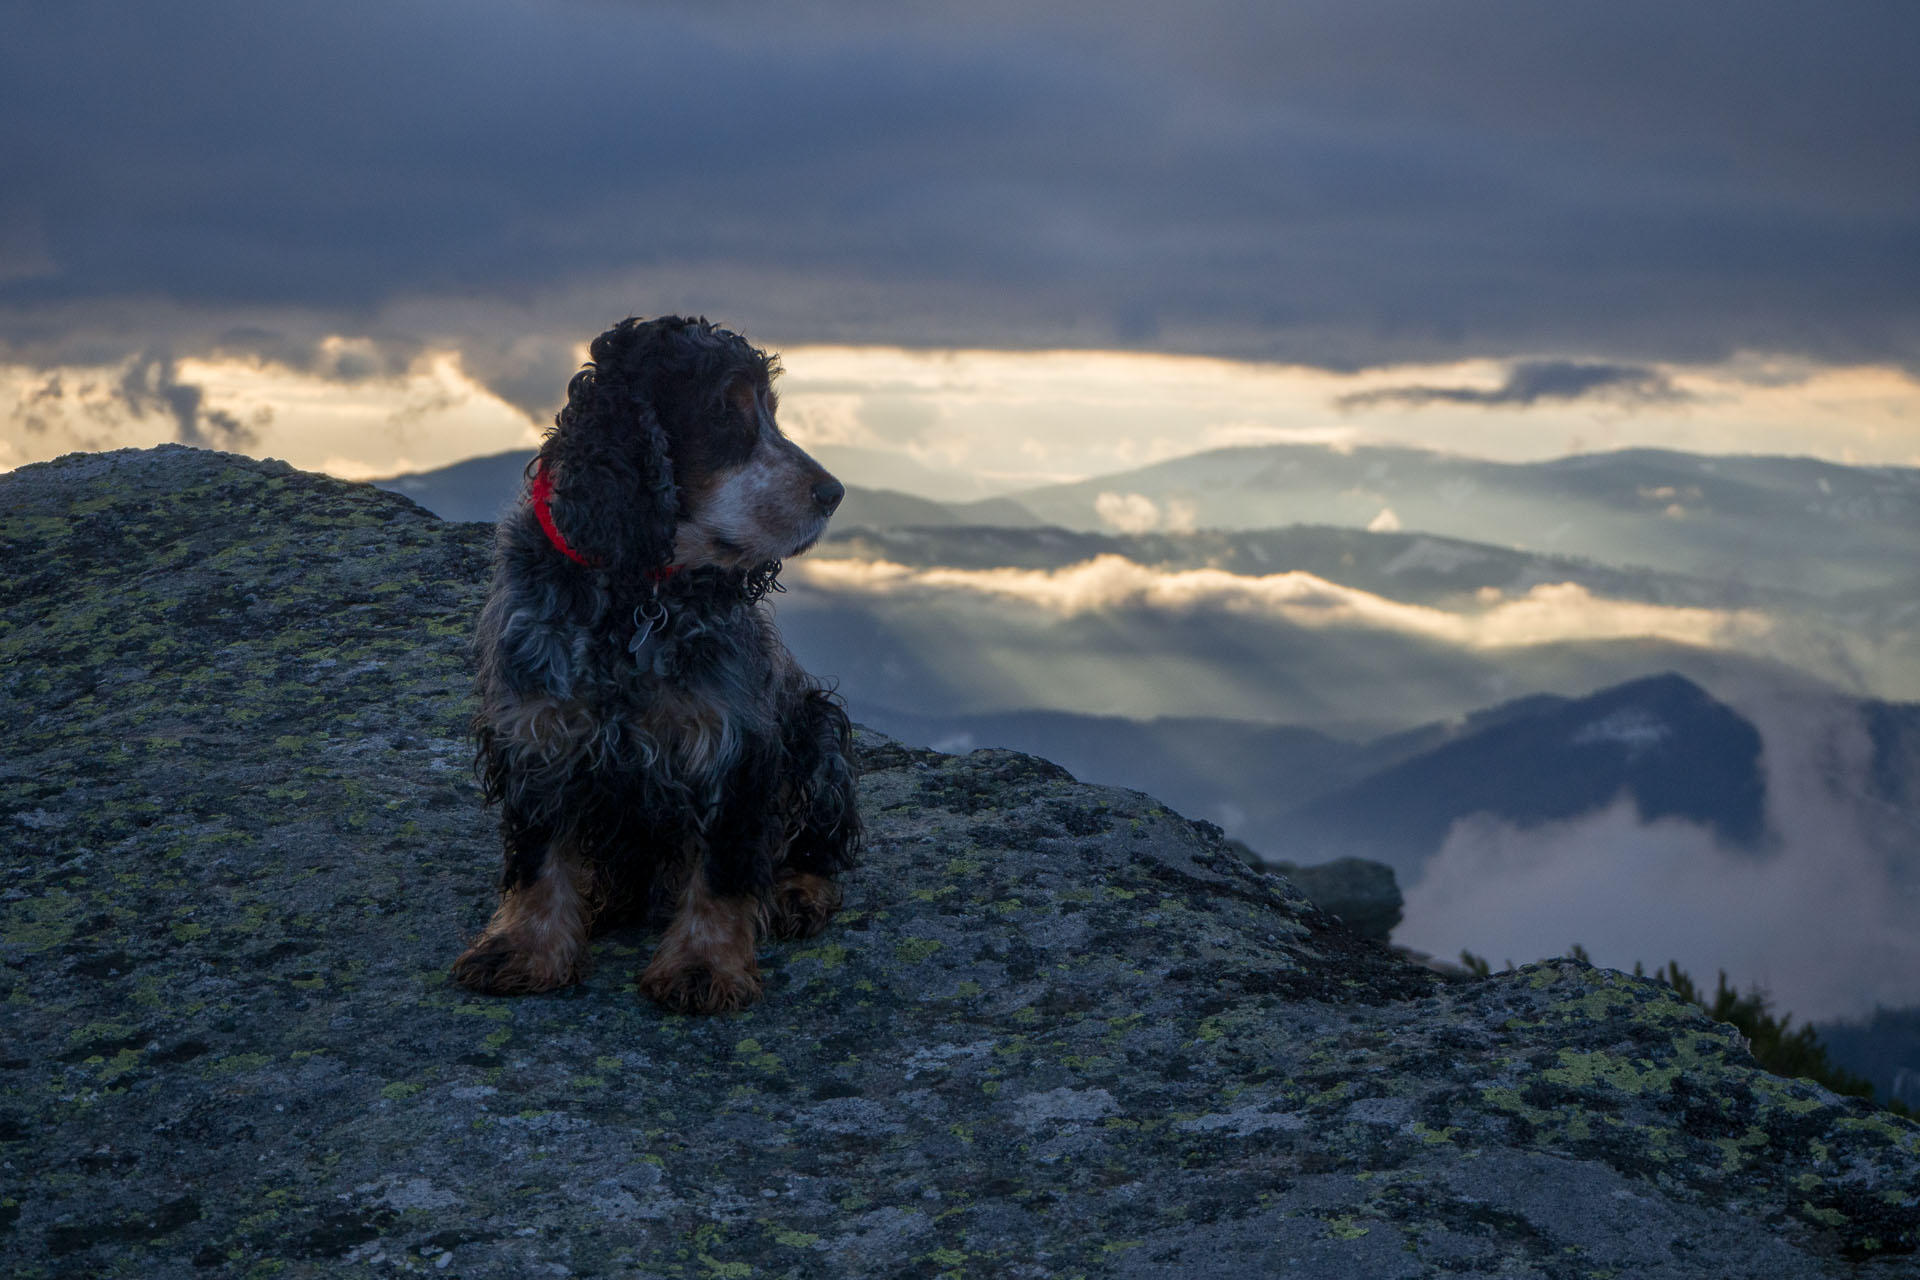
1,447,1915,1278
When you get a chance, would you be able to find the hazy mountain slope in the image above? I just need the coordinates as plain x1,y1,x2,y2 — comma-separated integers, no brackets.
377,443,1920,601
372,450,1041,529
826,486,961,528
849,687,1740,863
372,449,531,522
844,676,1791,872
373,446,1920,702
808,443,1014,503
839,488,1042,528
1275,673,1767,879
1819,1008,1920,1112
1865,698,1920,812
1005,444,1920,598
847,705,1363,842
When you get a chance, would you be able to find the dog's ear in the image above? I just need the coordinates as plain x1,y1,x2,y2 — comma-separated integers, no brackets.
539,359,679,578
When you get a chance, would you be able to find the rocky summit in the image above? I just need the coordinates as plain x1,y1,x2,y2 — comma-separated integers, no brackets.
2,446,1917,1279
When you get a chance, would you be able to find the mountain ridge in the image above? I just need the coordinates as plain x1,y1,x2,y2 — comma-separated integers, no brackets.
371,449,1043,529
375,440,1920,606
1006,441,1920,598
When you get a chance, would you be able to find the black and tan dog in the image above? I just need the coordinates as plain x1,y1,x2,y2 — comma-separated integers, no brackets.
452,316,860,1014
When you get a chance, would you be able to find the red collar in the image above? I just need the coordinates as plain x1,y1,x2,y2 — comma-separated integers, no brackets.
530,461,681,584
529,462,595,567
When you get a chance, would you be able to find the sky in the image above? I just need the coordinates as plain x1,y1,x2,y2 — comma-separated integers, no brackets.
4,0,1920,482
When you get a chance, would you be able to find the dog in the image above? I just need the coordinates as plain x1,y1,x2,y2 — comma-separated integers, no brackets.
451,315,861,1014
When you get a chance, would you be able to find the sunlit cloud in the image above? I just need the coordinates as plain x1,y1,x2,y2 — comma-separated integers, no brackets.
1094,491,1179,534
1398,684,1920,1021
8,340,1920,483
794,555,1774,653
1,348,540,476
773,347,1920,499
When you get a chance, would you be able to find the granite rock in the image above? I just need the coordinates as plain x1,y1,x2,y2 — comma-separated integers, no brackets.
2,447,1916,1278
1265,856,1404,942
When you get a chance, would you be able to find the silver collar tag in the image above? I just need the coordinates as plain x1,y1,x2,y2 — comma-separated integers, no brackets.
628,597,669,658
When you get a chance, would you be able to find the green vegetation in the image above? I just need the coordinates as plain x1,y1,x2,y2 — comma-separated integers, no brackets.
1460,945,1915,1118
1626,956,1912,1118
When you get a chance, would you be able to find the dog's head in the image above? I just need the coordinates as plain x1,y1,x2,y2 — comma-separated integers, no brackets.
536,316,844,580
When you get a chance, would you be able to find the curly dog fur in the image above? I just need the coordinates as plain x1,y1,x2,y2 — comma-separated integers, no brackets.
451,315,860,1014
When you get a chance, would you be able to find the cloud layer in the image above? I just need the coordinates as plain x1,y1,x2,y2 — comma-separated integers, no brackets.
796,555,1773,652
1337,361,1686,410
1399,683,1920,1021
4,0,1918,417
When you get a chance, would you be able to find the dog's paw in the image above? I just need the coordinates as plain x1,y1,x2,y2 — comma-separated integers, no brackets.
451,933,584,995
769,871,843,940
636,956,763,1014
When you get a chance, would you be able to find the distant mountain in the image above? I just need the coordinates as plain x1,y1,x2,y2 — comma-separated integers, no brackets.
378,449,1816,617
843,675,1860,875
1273,673,1769,880
1002,444,1920,599
808,444,1030,505
847,706,1363,844
1864,699,1920,813
834,489,1042,529
373,441,1920,600
372,443,1915,742
372,450,531,522
370,450,1039,529
843,694,1645,862
1818,1007,1920,1112
845,674,1920,905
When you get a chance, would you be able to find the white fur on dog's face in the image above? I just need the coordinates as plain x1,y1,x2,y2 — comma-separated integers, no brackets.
670,390,839,570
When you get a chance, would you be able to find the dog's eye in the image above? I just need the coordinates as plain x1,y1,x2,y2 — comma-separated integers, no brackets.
725,378,759,425
721,421,757,465
713,382,762,463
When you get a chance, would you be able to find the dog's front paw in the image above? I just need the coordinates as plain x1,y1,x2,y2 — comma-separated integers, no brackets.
451,933,585,996
637,954,763,1014
769,871,843,940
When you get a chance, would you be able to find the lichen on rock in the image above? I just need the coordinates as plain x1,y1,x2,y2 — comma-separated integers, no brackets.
2,447,1916,1278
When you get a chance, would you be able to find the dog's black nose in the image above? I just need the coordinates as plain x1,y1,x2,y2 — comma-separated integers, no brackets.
812,476,845,515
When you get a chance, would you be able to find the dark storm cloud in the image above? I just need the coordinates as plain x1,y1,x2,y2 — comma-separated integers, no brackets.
209,327,419,385
3,0,1917,410
1338,361,1687,410
117,352,259,450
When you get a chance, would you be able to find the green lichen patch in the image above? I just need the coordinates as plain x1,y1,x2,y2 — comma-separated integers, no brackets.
1,448,1915,1279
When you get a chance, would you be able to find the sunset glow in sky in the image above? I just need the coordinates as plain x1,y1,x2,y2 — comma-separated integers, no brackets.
4,1,1917,485
5,346,1917,487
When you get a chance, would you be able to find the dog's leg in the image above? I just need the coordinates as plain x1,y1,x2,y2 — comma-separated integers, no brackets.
637,865,765,1013
451,836,594,995
769,870,843,941
638,735,783,1013
770,689,861,940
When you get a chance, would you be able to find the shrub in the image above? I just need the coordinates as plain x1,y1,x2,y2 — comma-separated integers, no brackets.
1633,957,1913,1119
1456,945,1912,1117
